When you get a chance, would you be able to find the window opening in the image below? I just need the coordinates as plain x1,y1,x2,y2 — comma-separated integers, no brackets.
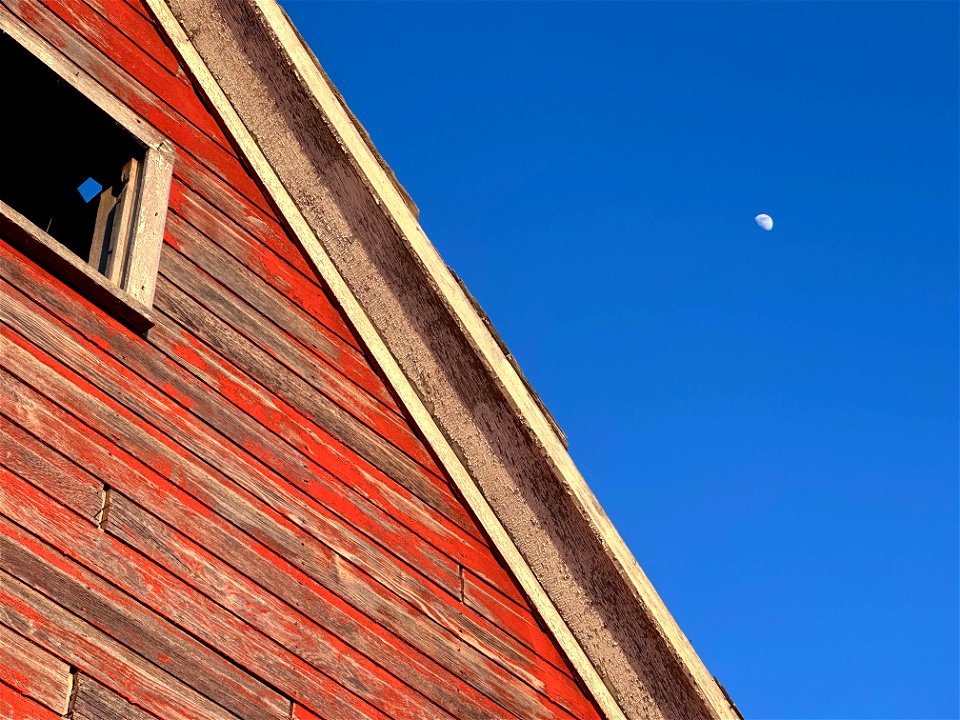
1,31,147,286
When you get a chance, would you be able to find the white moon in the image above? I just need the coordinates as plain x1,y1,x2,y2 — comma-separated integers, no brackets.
755,213,774,231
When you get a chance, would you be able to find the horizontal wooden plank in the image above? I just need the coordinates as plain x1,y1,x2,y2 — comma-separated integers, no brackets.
158,249,438,472
0,620,71,713
149,312,491,577
0,238,470,534
0,514,289,720
0,565,240,720
463,568,563,663
155,273,460,524
0,249,466,556
0,280,464,599
157,276,466,529
171,158,324,287
36,0,225,143
167,180,362,352
0,252,588,706
163,209,397,410
292,703,324,720
1,0,516,584
0,373,523,720
161,181,518,589
0,468,391,720
0,680,60,720
0,417,103,524
0,326,586,717
0,369,574,720
0,199,155,333
105,494,458,720
81,0,184,79
71,674,160,720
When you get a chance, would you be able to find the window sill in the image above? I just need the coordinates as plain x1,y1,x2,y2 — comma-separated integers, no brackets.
0,199,155,333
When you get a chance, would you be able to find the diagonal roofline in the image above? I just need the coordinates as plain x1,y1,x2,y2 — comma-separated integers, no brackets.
145,2,740,717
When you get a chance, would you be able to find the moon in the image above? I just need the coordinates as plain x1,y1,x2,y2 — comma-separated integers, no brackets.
755,213,774,231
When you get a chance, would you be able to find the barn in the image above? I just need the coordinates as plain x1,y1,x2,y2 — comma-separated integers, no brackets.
0,1,740,719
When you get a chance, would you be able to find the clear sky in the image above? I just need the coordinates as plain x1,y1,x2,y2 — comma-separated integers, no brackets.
281,2,958,718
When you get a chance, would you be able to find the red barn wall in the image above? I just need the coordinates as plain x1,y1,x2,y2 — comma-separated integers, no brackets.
0,1,604,719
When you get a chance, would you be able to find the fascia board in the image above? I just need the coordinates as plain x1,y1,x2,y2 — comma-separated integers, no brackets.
144,1,739,718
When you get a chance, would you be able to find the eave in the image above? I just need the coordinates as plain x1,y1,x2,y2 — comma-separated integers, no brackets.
143,1,741,717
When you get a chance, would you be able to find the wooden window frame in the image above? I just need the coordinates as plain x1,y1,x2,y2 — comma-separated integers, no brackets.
0,20,174,332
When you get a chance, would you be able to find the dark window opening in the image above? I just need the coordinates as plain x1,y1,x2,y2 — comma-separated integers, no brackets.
1,32,144,282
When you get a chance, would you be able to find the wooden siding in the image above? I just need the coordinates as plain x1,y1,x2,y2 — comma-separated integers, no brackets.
0,1,603,718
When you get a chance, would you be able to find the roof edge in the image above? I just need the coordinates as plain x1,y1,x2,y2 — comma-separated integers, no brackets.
147,1,739,717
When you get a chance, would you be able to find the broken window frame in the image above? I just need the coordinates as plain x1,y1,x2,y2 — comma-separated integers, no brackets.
0,22,174,332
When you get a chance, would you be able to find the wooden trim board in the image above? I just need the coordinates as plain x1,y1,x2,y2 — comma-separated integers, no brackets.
0,13,174,310
140,1,740,718
0,198,155,332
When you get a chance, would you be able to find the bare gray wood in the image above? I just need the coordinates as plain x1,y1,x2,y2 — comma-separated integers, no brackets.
0,0,265,213
0,420,103,523
0,318,577,715
0,469,390,720
0,620,71,713
0,236,467,533
71,674,160,720
163,209,395,409
0,373,520,720
155,272,462,527
167,180,359,350
171,159,320,285
148,312,492,586
0,245,588,715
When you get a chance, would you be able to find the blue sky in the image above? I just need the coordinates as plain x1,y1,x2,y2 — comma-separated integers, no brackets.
281,3,959,718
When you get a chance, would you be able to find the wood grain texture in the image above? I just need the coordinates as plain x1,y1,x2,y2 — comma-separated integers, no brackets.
104,494,461,720
158,248,434,471
2,234,467,535
0,369,538,720
0,366,540,720
0,468,389,720
0,515,289,720
0,681,60,720
148,313,497,583
170,159,326,291
154,274,469,536
81,0,183,78
0,275,468,606
0,343,582,720
167,179,362,352
0,564,240,720
0,621,71,713
35,0,227,144
71,674,161,720
0,199,154,331
463,567,557,660
0,418,103,524
163,208,397,410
